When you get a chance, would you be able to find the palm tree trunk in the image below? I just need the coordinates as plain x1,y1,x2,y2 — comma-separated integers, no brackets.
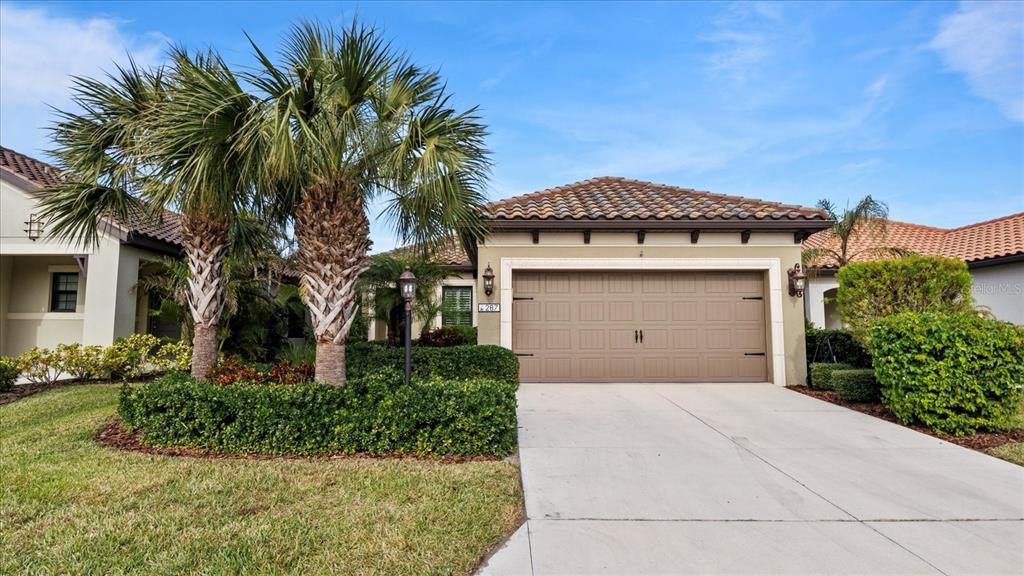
296,181,370,386
182,214,229,380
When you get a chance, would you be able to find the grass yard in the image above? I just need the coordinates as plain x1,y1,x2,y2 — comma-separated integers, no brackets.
0,384,523,575
989,442,1024,466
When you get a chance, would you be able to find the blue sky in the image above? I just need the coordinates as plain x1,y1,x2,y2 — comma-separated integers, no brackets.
2,1,1022,251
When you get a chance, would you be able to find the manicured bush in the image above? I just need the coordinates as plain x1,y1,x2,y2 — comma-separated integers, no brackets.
119,368,518,456
153,339,192,373
871,312,1024,435
55,343,106,379
419,326,478,347
805,327,871,370
837,255,974,345
809,362,852,390
0,357,19,392
832,369,880,403
16,348,63,385
102,333,161,380
346,343,519,385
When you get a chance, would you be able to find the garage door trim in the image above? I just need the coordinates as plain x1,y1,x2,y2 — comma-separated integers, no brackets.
498,257,786,386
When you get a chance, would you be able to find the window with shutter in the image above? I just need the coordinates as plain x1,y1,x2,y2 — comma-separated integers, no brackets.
441,286,473,326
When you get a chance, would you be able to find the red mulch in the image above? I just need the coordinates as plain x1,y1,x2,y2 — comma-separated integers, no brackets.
788,386,1024,452
96,419,500,464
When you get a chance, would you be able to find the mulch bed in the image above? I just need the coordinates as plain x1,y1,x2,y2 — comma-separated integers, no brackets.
96,419,500,464
789,385,1024,452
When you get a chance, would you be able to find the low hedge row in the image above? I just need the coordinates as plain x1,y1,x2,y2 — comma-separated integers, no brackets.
871,312,1024,436
832,369,880,403
119,368,518,456
345,343,519,385
808,362,852,390
805,327,871,370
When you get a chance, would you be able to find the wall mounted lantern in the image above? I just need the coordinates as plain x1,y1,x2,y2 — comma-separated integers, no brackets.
24,214,44,241
482,263,495,296
788,263,807,297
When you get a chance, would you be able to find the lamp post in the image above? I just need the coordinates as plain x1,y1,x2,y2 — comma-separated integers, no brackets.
398,266,417,386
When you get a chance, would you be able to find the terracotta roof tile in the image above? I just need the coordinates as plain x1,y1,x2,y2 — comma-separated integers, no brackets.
804,214,1024,267
0,145,183,248
385,235,471,267
484,176,828,222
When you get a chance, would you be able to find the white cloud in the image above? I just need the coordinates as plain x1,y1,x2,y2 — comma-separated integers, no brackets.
930,1,1024,122
0,4,166,150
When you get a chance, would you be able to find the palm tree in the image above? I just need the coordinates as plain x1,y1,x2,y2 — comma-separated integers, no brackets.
359,253,451,345
802,195,905,268
239,22,490,385
39,50,262,380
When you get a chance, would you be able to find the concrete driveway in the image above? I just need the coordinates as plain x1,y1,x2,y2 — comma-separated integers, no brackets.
479,384,1024,575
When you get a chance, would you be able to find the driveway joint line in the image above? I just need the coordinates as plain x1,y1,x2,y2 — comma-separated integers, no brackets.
648,386,952,576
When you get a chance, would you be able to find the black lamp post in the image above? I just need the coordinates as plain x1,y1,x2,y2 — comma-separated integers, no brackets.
398,266,417,385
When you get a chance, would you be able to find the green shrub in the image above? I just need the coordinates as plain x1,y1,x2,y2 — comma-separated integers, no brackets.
832,369,880,403
16,348,63,385
346,343,518,385
0,357,19,392
153,339,192,373
809,362,852,390
805,328,870,370
55,343,106,380
419,326,478,347
871,312,1024,435
119,368,518,456
103,334,161,380
837,255,974,345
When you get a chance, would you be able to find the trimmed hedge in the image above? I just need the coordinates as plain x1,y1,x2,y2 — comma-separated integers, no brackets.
119,368,518,456
418,326,478,347
809,362,852,390
345,343,518,385
837,255,974,346
832,369,880,403
0,357,18,392
871,312,1024,435
805,328,871,370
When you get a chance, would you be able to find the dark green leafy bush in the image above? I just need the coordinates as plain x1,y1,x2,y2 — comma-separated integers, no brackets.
418,326,478,347
119,368,518,456
0,357,18,392
871,312,1024,435
832,369,880,403
809,362,852,390
345,343,518,385
805,327,871,370
837,255,974,345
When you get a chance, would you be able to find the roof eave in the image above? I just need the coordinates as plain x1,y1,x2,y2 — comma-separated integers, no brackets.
485,217,834,232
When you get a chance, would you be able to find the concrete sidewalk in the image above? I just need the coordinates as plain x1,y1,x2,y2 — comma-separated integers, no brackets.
479,383,1024,575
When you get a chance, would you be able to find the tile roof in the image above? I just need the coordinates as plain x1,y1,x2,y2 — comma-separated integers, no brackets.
485,176,828,222
804,213,1024,267
385,235,472,268
1,145,182,248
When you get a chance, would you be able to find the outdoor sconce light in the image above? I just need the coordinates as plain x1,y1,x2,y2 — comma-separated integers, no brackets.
398,266,417,386
24,214,44,241
788,263,807,297
482,263,495,296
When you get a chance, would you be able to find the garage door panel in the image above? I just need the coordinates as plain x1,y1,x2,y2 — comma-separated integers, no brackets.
514,270,766,383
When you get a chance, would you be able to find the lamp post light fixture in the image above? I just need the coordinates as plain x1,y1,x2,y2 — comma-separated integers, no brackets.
398,266,417,386
482,263,495,296
788,263,807,297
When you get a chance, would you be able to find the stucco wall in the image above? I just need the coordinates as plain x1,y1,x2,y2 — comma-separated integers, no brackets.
3,255,86,355
369,272,476,340
475,231,808,386
971,262,1024,324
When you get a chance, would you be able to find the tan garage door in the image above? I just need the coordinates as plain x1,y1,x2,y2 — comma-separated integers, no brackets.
513,271,767,383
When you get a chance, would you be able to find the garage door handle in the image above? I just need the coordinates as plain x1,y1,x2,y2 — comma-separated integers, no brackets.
744,352,766,356
635,330,639,343
639,330,643,343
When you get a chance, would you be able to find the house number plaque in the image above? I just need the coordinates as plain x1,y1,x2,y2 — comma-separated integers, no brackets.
478,303,500,313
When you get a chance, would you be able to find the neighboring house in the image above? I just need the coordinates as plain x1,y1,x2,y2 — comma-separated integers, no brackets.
373,176,832,386
0,146,183,356
803,214,1024,328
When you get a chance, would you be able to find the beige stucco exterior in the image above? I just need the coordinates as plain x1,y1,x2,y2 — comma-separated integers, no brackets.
1,177,173,356
474,231,808,386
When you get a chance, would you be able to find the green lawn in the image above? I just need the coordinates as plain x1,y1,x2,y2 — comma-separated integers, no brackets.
0,384,522,575
989,442,1024,466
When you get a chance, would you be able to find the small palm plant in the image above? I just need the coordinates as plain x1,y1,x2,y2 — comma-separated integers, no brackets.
239,22,490,385
39,50,263,379
803,195,906,268
359,253,452,345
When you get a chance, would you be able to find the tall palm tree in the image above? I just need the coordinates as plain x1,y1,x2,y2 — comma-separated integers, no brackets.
240,22,490,385
39,50,262,380
802,195,904,268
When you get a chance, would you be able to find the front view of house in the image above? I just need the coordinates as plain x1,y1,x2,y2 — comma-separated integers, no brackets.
385,177,832,386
